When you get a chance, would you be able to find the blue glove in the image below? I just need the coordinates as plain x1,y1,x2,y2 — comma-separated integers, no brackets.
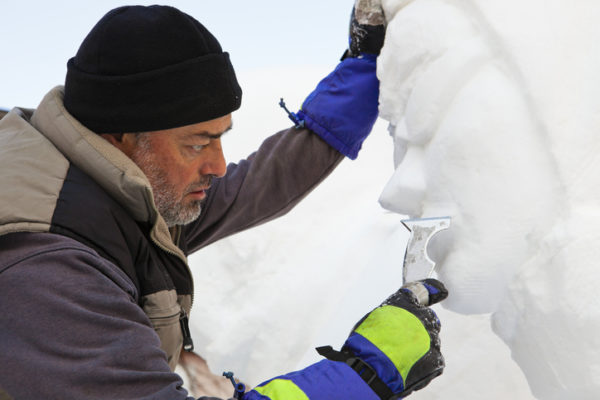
296,56,379,160
338,279,447,398
293,1,386,160
241,279,447,400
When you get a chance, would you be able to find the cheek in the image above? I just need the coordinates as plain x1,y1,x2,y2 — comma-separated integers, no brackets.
151,149,195,192
170,163,200,192
422,69,562,314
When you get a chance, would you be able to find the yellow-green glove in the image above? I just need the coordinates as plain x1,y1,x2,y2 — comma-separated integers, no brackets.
318,279,448,398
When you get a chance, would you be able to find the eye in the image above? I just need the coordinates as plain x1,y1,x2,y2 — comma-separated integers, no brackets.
190,144,208,151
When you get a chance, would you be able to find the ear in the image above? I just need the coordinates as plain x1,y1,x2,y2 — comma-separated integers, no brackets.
99,133,138,157
99,133,124,145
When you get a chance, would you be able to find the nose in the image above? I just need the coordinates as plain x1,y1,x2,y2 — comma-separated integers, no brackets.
378,145,426,216
200,144,227,178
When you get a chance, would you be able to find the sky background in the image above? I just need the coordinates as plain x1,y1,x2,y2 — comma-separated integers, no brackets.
0,0,352,109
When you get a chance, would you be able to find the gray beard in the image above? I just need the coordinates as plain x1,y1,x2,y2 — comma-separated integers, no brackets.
151,171,203,227
131,134,204,227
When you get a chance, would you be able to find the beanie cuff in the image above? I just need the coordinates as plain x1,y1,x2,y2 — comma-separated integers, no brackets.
64,52,242,133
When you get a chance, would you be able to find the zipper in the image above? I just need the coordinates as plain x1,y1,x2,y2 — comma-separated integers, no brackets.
179,308,194,352
150,225,196,351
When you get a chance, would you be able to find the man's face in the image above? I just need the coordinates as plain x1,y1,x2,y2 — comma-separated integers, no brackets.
127,114,231,227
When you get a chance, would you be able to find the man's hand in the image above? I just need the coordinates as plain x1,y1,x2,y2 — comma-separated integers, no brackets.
319,279,447,399
243,280,447,400
346,0,386,58
294,0,387,160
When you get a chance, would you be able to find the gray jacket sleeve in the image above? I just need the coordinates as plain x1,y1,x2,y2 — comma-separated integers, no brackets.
183,127,343,253
0,233,195,400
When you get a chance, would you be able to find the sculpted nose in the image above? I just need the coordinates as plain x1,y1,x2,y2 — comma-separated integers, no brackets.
378,146,426,216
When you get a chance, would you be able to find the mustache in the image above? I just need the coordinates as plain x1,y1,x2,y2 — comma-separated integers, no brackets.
186,175,214,193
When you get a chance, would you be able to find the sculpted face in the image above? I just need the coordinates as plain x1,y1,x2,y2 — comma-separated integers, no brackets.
104,114,231,226
377,0,600,397
377,1,561,314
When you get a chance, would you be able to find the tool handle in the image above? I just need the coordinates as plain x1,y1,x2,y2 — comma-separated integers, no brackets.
401,279,448,307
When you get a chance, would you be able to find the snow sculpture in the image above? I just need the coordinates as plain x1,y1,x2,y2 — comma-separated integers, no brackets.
377,0,600,398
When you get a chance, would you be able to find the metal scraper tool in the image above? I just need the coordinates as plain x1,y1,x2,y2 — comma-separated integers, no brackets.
401,216,451,284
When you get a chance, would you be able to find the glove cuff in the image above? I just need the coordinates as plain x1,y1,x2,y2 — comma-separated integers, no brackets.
297,56,379,160
316,345,396,400
296,110,362,160
245,359,380,400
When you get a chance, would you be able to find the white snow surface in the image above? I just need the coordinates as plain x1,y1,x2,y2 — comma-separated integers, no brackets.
377,0,600,398
190,1,600,399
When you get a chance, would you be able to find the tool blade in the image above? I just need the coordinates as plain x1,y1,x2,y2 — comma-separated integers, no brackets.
401,216,451,283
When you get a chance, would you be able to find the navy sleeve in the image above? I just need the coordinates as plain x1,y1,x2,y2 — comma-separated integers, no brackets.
0,233,195,400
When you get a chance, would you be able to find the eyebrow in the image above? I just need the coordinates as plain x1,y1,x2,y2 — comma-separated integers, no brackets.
187,123,233,140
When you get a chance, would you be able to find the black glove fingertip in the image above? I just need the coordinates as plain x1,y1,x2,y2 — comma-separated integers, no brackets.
421,278,449,305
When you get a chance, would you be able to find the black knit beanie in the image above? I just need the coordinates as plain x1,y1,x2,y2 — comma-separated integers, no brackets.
64,5,242,133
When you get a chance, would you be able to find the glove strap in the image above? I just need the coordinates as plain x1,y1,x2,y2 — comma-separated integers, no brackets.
316,346,397,400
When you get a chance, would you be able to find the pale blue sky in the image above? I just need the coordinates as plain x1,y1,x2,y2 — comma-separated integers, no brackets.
0,0,352,108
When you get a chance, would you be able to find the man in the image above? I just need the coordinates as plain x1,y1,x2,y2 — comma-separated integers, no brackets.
0,3,446,399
